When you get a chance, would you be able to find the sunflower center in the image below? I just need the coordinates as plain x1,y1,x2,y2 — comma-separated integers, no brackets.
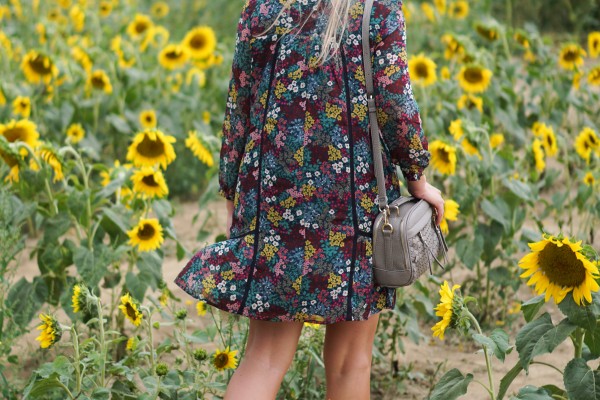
166,49,183,60
214,353,229,369
125,302,138,320
464,68,483,84
135,22,149,34
3,127,26,143
190,35,206,49
138,223,156,240
539,242,586,287
91,75,106,89
142,175,159,187
146,116,154,123
137,134,166,158
436,148,450,164
0,152,18,167
28,55,53,75
563,49,578,62
415,62,429,79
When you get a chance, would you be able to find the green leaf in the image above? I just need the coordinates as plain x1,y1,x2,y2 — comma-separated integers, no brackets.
137,251,163,293
502,178,535,202
22,376,67,399
481,198,511,232
472,328,512,362
563,358,600,400
521,295,545,323
558,292,600,331
498,362,524,400
106,114,131,134
510,385,554,400
515,313,576,371
73,245,110,287
125,271,148,302
429,368,473,400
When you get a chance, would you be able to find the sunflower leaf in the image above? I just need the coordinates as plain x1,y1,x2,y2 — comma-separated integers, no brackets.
428,368,473,400
510,385,554,400
563,358,600,400
515,313,577,372
521,295,545,322
472,328,512,362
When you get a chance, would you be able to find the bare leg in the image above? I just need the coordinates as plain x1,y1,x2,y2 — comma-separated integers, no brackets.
323,312,381,400
224,319,304,400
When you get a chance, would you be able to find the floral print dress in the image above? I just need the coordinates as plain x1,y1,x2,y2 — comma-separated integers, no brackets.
175,0,431,324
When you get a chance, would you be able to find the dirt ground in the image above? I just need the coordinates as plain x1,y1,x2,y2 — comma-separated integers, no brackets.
9,159,597,398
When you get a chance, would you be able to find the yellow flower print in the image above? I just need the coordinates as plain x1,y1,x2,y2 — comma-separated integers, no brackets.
304,112,315,130
305,240,316,259
293,275,303,294
301,183,316,197
221,270,234,280
352,103,367,120
329,231,346,247
275,81,286,98
267,207,283,227
202,275,216,292
365,239,373,257
293,147,304,166
325,103,342,121
360,194,375,211
261,243,278,261
327,272,342,288
328,145,342,161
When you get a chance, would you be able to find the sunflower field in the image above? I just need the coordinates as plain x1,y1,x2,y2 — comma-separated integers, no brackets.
0,0,599,399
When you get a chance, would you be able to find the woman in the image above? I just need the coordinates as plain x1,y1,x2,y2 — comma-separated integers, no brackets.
175,0,445,398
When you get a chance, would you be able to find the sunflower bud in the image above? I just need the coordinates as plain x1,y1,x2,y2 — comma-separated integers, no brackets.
175,309,187,320
155,362,168,377
193,348,208,362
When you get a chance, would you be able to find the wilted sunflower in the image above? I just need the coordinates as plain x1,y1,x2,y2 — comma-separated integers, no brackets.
126,336,139,351
186,67,207,87
66,123,85,144
213,346,239,371
183,26,217,60
532,122,558,157
196,301,208,316
21,50,59,85
0,136,25,183
151,2,169,18
519,233,600,306
456,65,493,93
429,140,457,175
86,70,113,95
158,43,190,70
475,23,499,41
119,293,143,326
35,313,62,349
514,31,531,49
439,199,459,235
574,127,599,163
139,110,157,129
589,32,600,58
12,96,31,118
131,166,169,198
558,43,587,71
127,218,164,252
71,283,91,313
448,1,469,19
490,133,504,149
99,1,112,17
588,66,600,86
185,130,214,167
408,54,437,87
431,281,462,340
127,14,154,40
583,172,595,186
532,138,545,172
30,145,64,183
461,138,481,160
126,129,177,169
457,94,483,113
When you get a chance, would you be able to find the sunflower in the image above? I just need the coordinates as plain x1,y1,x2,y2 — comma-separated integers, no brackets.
158,43,190,70
185,130,214,167
158,287,169,306
420,3,436,22
514,31,531,49
86,70,113,95
519,233,600,306
490,133,504,149
141,25,170,52
456,65,493,93
213,346,239,371
151,2,169,18
558,43,587,71
119,293,143,326
139,110,157,129
35,313,62,349
408,54,437,87
71,46,92,72
12,96,31,118
461,138,481,160
575,127,599,163
196,301,207,316
126,336,139,351
532,122,558,157
126,14,154,40
431,281,462,340
131,166,169,198
69,5,85,32
532,138,545,172
30,145,64,183
439,199,459,235
583,172,595,187
71,283,88,313
433,0,446,15
182,26,217,60
588,31,600,58
202,111,211,125
21,51,59,85
457,94,483,113
186,67,207,87
126,129,177,169
448,1,469,19
0,119,40,155
0,136,24,183
440,66,451,80
99,1,112,17
449,119,464,140
429,140,457,175
66,123,85,144
588,66,600,86
127,218,164,252
475,23,499,42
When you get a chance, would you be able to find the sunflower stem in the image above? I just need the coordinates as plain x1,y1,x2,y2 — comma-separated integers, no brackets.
530,361,564,375
71,324,82,394
146,308,156,373
573,327,585,359
465,309,496,400
96,297,107,388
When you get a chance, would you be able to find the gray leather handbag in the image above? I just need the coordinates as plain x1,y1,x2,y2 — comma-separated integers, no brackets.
361,0,449,288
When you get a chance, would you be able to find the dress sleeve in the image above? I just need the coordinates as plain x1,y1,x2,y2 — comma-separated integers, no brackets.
218,0,255,201
371,0,431,181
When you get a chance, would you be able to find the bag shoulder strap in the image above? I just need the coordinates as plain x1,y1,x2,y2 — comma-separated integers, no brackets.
361,0,389,210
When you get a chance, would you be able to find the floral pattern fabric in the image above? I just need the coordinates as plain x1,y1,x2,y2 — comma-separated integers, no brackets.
175,0,431,324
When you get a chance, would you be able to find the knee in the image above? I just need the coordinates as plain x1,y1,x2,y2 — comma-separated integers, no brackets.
325,352,373,377
243,346,296,376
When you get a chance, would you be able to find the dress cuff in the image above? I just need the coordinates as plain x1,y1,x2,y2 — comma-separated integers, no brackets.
218,187,235,201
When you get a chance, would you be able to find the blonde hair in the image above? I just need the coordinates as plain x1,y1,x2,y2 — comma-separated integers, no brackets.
252,0,352,67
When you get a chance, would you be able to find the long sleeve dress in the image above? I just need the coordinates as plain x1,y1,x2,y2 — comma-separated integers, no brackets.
175,0,431,324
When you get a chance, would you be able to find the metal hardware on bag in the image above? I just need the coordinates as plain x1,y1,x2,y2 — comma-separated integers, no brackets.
381,205,393,234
